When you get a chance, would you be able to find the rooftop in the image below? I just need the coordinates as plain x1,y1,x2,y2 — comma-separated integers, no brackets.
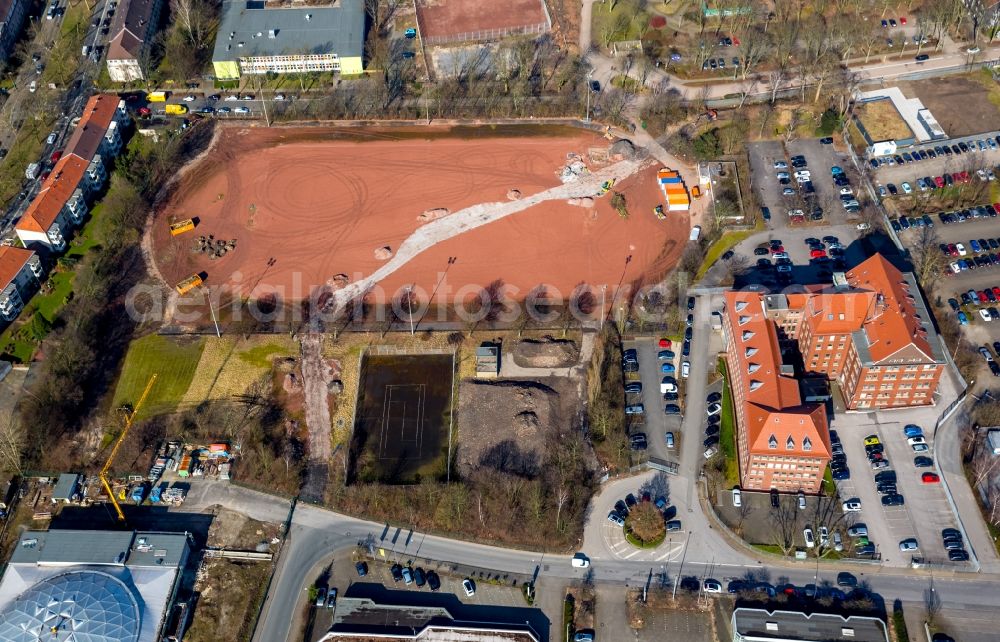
853,97,914,143
845,254,940,365
107,0,159,60
50,473,81,501
213,0,364,62
0,247,35,291
733,608,888,642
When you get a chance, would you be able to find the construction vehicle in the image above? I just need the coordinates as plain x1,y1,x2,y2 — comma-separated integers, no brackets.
147,91,168,102
99,375,156,522
169,218,195,235
165,104,188,115
691,185,703,199
653,204,666,220
175,274,203,295
598,178,616,197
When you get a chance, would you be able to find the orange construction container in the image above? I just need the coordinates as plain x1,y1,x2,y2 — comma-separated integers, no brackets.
175,274,203,295
169,218,195,236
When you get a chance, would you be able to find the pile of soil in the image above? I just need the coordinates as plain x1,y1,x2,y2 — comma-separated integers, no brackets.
512,336,580,368
456,379,566,478
374,246,393,260
418,208,450,222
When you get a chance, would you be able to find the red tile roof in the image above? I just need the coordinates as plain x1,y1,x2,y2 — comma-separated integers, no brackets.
16,94,118,238
18,157,89,234
0,246,34,290
845,254,934,363
724,290,831,460
801,290,874,336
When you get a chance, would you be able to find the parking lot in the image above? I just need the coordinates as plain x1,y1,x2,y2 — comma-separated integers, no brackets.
894,205,1000,351
625,337,686,463
869,133,1000,190
828,404,969,569
749,138,871,232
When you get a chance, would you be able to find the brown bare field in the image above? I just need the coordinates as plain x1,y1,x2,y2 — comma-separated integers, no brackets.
415,0,547,40
900,74,1000,139
151,126,687,307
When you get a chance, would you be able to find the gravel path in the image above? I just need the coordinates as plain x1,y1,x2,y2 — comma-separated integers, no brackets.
299,333,332,501
326,156,649,310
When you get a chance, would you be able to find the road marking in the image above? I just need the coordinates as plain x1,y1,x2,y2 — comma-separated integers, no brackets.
622,549,641,559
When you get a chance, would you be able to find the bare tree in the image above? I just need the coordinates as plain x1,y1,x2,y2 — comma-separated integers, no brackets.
924,580,942,627
910,225,945,291
0,417,23,474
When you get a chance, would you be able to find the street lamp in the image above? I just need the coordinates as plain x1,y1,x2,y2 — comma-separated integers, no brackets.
585,70,594,123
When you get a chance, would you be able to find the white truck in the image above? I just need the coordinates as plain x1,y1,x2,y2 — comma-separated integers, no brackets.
25,163,40,180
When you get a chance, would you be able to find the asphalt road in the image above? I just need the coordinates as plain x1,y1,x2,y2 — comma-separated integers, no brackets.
255,499,1000,642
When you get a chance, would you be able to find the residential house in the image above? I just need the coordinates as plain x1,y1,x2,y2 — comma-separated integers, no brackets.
106,0,163,82
0,246,43,321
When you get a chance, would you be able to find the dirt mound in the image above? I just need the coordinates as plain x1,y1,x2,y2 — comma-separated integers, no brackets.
566,196,594,208
512,337,580,368
283,372,302,393
374,246,393,260
507,189,522,200
418,208,450,222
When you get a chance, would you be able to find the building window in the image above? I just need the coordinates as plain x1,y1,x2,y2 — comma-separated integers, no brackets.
786,436,795,450
803,437,812,451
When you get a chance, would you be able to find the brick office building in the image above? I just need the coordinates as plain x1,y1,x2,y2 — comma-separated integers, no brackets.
721,254,945,491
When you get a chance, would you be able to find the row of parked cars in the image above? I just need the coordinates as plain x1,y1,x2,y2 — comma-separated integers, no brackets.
608,491,682,532
871,136,1000,170
974,343,1000,377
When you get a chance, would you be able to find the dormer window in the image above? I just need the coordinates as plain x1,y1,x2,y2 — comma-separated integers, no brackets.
736,301,749,312
749,380,763,391
786,435,795,450
768,434,777,449
742,330,755,341
748,363,761,374
738,315,751,326
745,347,758,357
803,437,812,451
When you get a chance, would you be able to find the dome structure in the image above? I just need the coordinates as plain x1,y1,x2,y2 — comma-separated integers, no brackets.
0,570,141,642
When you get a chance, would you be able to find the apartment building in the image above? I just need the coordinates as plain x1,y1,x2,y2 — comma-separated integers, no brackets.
212,0,364,80
722,290,832,493
0,247,43,321
0,0,29,63
106,0,163,82
16,95,129,251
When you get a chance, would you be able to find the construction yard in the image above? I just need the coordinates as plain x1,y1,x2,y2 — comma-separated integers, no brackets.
149,125,688,330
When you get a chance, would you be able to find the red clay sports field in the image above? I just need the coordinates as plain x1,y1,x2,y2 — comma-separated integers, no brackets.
151,125,688,305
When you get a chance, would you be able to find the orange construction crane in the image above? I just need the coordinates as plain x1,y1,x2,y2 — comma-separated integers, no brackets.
99,375,156,522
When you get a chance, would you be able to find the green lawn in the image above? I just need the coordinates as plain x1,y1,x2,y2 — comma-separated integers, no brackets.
31,271,74,322
696,229,757,280
591,1,649,49
112,334,206,416
237,341,297,368
717,358,739,486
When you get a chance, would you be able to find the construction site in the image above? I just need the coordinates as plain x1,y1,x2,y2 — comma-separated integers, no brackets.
148,124,691,331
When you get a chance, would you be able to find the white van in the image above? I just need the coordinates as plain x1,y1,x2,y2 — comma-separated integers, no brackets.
571,553,590,568
689,225,702,241
732,487,742,507
81,45,90,57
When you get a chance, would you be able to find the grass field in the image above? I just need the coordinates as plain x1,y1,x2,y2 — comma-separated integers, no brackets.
113,334,206,415
696,228,757,280
180,335,297,404
717,358,739,487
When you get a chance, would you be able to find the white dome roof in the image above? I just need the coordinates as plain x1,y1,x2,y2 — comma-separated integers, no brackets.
0,570,140,642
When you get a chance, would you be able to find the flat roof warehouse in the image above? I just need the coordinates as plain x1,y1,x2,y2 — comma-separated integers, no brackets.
213,0,364,61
